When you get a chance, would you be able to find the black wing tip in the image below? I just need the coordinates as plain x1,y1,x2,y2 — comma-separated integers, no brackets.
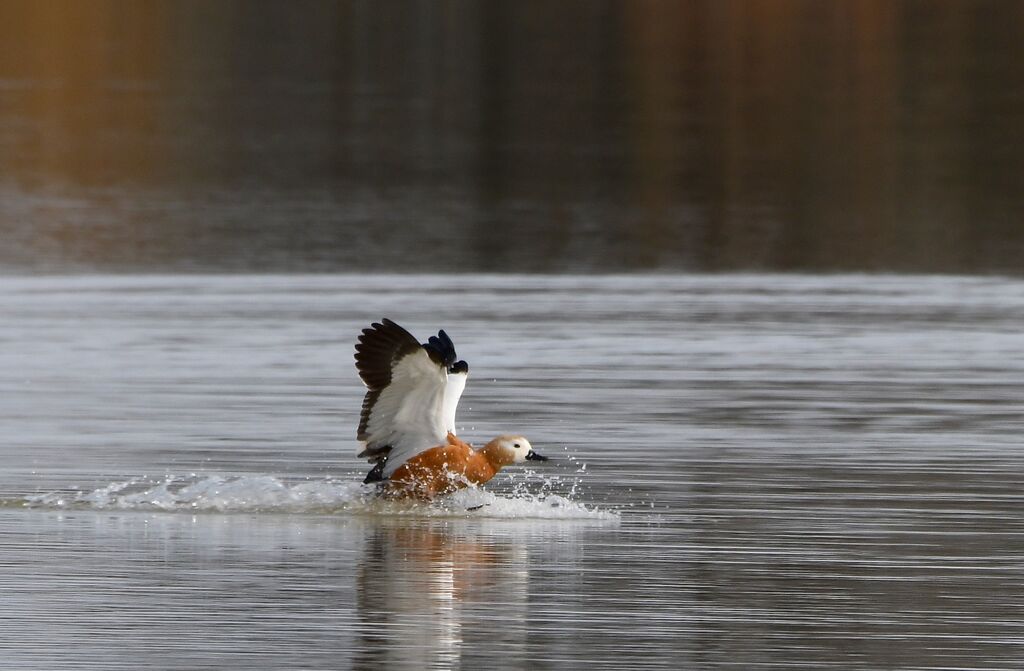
354,318,420,389
423,328,458,367
357,441,391,461
357,319,407,344
451,360,469,374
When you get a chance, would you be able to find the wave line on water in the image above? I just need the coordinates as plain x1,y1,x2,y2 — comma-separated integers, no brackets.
20,474,617,520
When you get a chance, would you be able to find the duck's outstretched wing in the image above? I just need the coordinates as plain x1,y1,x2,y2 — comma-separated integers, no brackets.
355,319,468,478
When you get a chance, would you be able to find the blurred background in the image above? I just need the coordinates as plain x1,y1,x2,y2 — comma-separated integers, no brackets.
1,0,1022,274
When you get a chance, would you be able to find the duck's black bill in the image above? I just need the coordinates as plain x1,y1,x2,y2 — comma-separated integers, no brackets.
526,450,549,462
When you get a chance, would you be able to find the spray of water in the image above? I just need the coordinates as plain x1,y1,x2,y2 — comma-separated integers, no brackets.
22,472,617,520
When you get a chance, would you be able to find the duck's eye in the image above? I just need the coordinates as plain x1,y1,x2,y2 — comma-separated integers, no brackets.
513,443,521,448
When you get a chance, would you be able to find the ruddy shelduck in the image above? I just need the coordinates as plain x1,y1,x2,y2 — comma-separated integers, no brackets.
354,319,547,499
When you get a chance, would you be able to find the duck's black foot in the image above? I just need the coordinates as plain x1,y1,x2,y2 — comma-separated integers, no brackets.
466,504,486,511
363,459,387,484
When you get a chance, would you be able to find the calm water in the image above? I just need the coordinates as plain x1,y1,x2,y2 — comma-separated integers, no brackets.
2,273,1024,669
2,1,1024,274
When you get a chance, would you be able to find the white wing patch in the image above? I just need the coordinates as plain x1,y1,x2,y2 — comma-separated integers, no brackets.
442,371,467,436
361,349,464,477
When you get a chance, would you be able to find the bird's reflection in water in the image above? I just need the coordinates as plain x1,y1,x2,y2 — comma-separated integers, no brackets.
355,519,530,669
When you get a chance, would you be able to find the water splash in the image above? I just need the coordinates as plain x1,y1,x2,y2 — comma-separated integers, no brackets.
22,474,617,520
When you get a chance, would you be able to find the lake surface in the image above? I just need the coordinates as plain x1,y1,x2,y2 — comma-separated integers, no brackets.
2,273,1023,669
2,1,1024,274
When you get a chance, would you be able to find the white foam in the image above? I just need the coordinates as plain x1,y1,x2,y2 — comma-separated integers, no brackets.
24,474,617,520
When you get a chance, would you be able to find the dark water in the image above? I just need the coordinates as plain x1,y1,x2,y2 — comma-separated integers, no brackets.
2,274,1024,669
1,0,1023,274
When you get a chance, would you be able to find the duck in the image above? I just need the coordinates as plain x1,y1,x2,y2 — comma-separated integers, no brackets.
354,318,547,499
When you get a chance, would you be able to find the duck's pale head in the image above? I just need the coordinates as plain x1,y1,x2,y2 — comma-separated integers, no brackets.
490,434,547,465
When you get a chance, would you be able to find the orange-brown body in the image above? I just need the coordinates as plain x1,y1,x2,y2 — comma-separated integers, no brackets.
386,433,513,500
